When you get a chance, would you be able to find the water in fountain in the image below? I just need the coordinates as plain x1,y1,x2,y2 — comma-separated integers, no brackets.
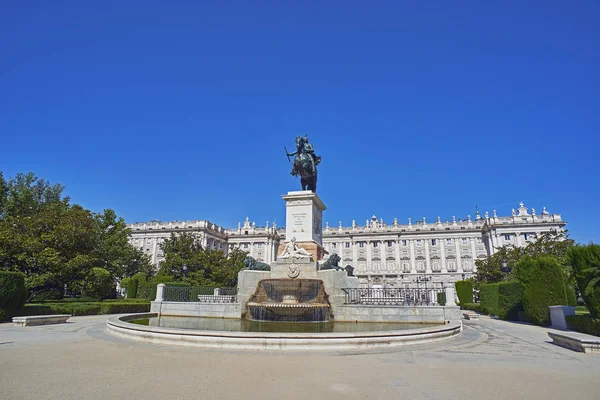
246,279,331,322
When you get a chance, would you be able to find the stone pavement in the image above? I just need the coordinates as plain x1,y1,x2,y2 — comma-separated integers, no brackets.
0,315,598,400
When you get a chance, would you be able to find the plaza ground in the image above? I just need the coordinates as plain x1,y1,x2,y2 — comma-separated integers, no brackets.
0,315,598,400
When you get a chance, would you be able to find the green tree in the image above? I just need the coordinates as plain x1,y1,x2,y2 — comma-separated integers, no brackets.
568,244,600,318
158,232,205,279
82,267,115,300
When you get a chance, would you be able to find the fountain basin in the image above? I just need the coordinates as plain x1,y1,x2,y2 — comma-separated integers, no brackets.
106,313,462,352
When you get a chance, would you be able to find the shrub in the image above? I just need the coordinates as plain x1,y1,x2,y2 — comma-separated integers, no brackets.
82,268,115,300
437,291,446,306
516,255,567,326
0,271,27,321
566,315,600,337
124,277,139,299
565,285,577,307
480,283,499,315
568,244,600,318
498,282,523,321
455,280,473,305
20,301,150,316
461,303,481,313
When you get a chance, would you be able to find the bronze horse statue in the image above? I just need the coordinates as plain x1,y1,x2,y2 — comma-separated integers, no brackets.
286,136,320,192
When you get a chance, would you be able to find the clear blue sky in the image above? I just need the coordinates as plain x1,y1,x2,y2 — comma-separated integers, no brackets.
1,1,599,243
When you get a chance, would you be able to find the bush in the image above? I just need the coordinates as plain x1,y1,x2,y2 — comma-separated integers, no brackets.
566,315,600,337
568,244,600,318
20,301,150,316
82,268,115,300
0,271,27,321
498,282,523,321
566,285,577,307
455,280,473,305
461,303,482,313
517,256,567,326
123,277,139,299
480,283,499,315
437,292,446,306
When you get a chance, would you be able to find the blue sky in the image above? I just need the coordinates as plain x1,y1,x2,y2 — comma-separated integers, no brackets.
1,1,599,243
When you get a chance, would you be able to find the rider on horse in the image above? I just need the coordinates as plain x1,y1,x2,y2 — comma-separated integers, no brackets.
287,136,320,175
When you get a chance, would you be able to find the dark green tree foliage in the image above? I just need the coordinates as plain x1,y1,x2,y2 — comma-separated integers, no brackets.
455,280,473,305
0,271,27,321
480,283,499,315
568,244,600,318
565,285,577,307
516,256,567,326
475,230,574,284
82,268,115,300
158,233,247,287
498,282,523,321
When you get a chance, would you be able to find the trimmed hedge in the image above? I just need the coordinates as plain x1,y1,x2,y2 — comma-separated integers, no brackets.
20,301,150,316
455,280,473,305
566,285,577,307
462,303,481,313
568,244,600,318
498,282,523,321
0,271,27,321
480,283,499,315
517,256,567,326
437,292,446,306
566,315,600,337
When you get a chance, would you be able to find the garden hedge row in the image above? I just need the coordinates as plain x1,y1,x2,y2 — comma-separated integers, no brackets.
516,256,567,326
480,283,499,316
21,301,150,316
566,315,600,337
455,280,473,305
437,292,446,306
0,271,27,321
498,282,523,321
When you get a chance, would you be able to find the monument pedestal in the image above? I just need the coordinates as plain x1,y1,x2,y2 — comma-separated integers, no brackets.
279,190,327,261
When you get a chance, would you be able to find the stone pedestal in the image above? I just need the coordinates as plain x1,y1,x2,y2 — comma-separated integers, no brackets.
280,190,327,261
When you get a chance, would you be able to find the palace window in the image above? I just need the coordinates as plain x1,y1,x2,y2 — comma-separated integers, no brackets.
504,234,511,241
332,243,337,248
447,259,456,272
359,242,365,248
243,243,248,249
416,239,422,247
416,260,425,272
431,239,437,246
402,261,410,272
446,238,452,245
373,242,378,248
345,242,350,248
432,259,441,272
523,233,529,240
461,238,468,245
257,243,263,248
388,241,393,247
402,240,407,246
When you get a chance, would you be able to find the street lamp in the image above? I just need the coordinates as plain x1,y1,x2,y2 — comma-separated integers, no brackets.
500,259,512,275
182,263,188,278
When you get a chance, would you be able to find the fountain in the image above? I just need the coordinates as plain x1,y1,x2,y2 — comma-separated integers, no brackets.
245,279,331,322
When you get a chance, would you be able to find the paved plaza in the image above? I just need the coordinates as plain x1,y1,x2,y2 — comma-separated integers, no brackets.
0,315,598,400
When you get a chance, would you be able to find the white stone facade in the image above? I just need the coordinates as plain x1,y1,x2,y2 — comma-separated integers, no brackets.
128,202,565,289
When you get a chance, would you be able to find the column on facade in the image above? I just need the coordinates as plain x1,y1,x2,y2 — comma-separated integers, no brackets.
470,238,477,273
265,238,271,263
250,242,255,258
366,241,372,274
440,238,447,273
380,240,385,272
455,238,463,273
424,239,432,273
352,241,358,273
151,238,158,265
409,240,417,274
394,238,401,273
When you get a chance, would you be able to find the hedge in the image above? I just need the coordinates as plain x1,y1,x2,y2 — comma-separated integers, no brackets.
437,292,446,306
498,282,523,321
566,285,577,307
480,283,499,315
455,280,473,305
566,315,600,337
568,244,600,318
0,271,27,321
516,256,567,326
462,303,481,313
20,301,150,316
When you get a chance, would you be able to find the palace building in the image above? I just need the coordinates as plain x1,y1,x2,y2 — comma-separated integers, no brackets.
128,202,565,289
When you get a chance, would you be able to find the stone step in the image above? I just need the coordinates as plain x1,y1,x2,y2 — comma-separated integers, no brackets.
12,315,71,327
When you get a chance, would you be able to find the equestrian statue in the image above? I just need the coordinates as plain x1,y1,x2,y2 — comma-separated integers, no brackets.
285,135,321,192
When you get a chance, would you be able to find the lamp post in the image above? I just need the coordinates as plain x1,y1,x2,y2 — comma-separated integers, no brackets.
182,263,188,278
500,259,512,281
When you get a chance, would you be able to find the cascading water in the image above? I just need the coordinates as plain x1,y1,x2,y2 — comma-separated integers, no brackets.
246,279,331,322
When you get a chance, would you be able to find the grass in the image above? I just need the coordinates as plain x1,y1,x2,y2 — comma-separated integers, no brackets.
575,305,590,316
